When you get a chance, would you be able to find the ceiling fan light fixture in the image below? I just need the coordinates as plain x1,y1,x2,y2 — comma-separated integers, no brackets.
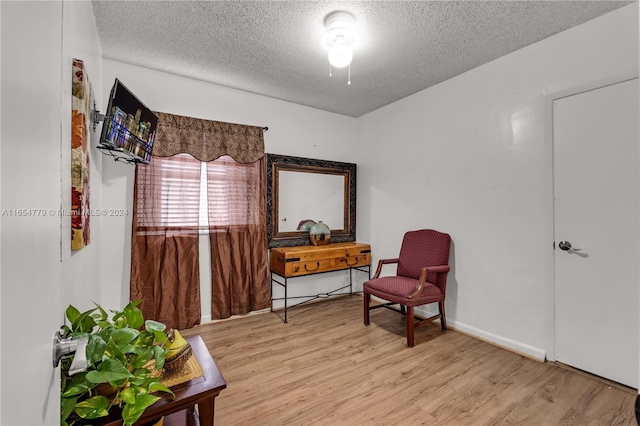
321,10,359,80
328,43,353,68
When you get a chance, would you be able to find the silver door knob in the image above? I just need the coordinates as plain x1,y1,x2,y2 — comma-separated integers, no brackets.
558,241,581,251
53,331,88,375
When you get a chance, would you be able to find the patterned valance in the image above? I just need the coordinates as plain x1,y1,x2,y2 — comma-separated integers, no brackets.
152,112,265,163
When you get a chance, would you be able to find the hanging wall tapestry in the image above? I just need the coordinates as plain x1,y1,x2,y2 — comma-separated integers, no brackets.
71,58,91,250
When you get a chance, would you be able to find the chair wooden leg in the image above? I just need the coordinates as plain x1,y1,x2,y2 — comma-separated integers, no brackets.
439,300,447,331
364,292,370,326
406,305,414,347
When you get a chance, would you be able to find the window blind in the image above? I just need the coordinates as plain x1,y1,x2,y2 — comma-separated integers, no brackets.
207,155,261,228
135,153,201,232
135,153,261,233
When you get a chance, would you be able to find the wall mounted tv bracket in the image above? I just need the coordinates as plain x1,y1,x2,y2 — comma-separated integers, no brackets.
90,102,106,132
90,101,150,165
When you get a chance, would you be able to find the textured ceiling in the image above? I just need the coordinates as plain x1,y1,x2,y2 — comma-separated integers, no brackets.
91,1,632,118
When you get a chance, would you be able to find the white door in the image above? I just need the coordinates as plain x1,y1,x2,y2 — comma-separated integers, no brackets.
553,78,639,388
1,2,64,424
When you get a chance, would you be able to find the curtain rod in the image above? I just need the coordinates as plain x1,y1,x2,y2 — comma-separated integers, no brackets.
262,126,269,131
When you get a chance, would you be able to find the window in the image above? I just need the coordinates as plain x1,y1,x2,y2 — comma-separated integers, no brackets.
135,153,262,233
206,155,261,228
135,153,201,232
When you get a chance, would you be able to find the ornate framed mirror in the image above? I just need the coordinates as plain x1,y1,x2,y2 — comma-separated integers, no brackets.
266,153,356,248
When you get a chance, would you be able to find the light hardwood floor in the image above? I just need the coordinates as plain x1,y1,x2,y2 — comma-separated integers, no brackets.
181,295,636,425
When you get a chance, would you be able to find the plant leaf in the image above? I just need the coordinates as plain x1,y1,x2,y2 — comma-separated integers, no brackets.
86,334,107,366
85,369,130,384
65,305,81,324
144,320,166,333
153,345,166,370
95,319,112,329
119,343,137,355
62,382,90,398
62,371,95,397
131,367,152,379
145,320,168,345
85,359,132,384
93,302,109,320
60,396,78,424
130,367,152,386
133,333,155,349
122,394,160,426
132,347,154,368
151,329,168,345
121,301,144,329
110,328,140,349
119,387,137,405
72,308,97,333
74,395,110,419
148,381,174,397
105,336,127,364
112,310,126,328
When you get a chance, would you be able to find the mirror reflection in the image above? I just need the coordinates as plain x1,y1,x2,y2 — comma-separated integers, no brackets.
278,171,345,232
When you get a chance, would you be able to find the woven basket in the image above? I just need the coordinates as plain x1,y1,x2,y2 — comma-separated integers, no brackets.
164,343,193,372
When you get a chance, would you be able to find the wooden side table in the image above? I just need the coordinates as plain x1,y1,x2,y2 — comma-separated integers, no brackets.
97,335,226,426
270,242,371,322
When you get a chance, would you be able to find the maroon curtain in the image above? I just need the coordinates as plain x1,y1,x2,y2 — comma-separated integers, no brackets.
207,156,270,318
153,112,264,163
131,112,268,328
130,154,202,330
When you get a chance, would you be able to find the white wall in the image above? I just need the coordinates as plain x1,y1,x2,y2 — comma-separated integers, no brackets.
1,1,103,424
99,60,361,314
356,3,638,360
61,0,105,314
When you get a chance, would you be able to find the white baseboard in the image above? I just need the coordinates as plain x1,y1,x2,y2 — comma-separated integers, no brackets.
447,319,546,362
412,305,546,362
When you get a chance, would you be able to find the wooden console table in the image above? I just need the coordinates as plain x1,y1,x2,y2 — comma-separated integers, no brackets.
270,242,371,323
96,335,226,426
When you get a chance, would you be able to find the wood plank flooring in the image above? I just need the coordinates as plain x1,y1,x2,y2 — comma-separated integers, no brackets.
181,296,636,425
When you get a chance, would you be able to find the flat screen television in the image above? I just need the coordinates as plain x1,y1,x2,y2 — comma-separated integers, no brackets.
98,79,158,164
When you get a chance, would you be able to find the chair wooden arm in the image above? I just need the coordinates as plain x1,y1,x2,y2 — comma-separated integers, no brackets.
424,265,450,274
407,265,451,299
371,258,400,279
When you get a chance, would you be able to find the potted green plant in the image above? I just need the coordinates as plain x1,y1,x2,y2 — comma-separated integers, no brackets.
59,300,174,426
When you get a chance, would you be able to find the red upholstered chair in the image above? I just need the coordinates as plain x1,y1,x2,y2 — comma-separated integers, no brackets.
364,229,451,347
